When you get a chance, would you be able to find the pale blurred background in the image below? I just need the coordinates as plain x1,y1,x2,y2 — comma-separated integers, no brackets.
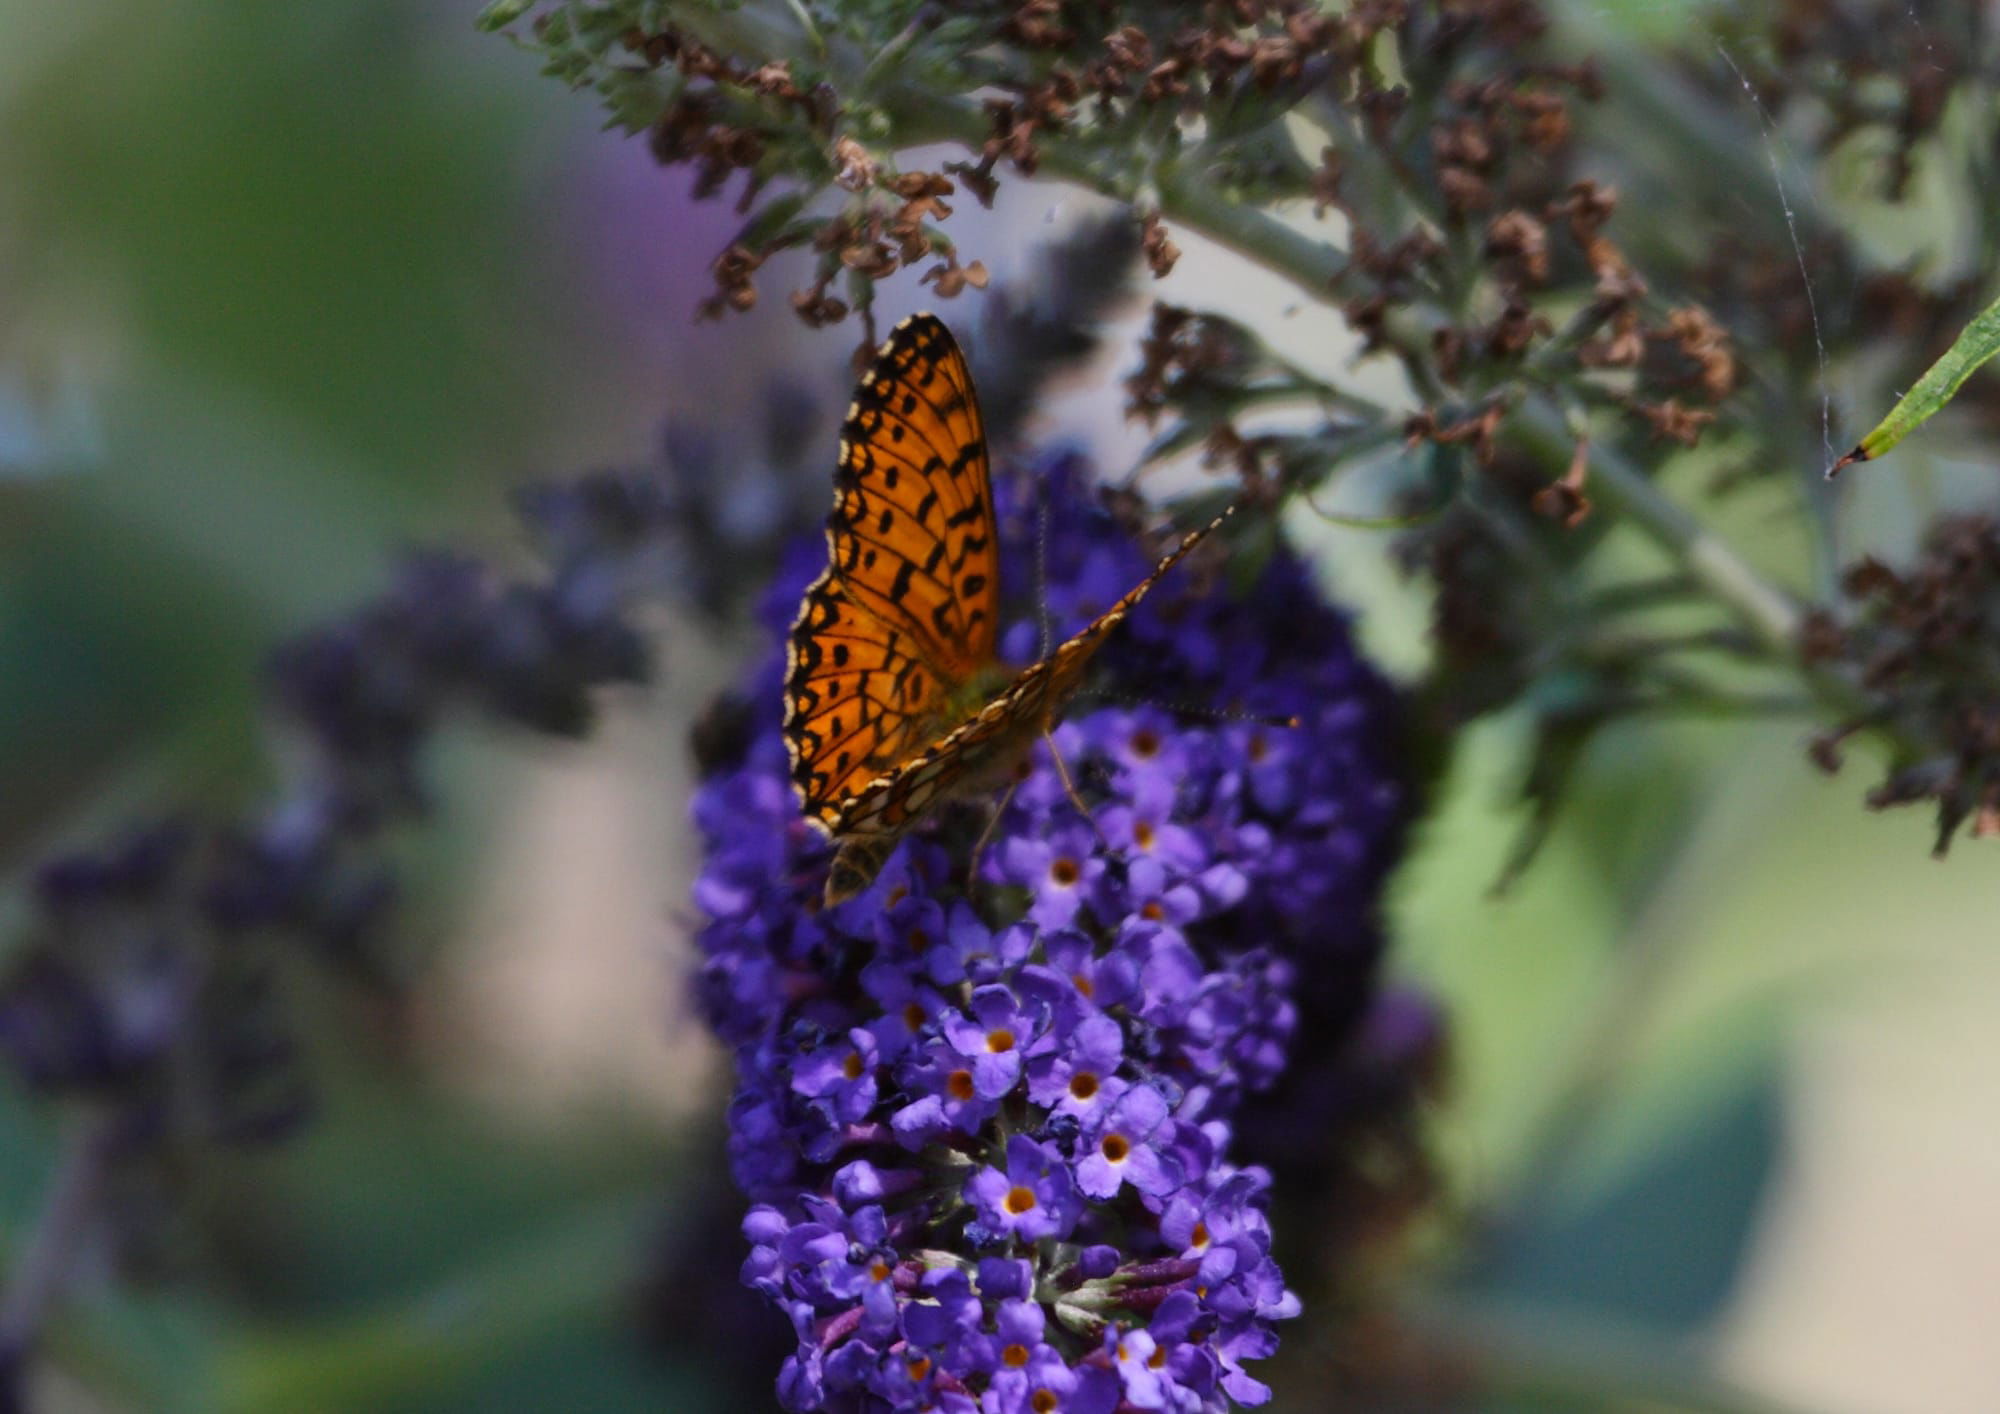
0,0,1995,1410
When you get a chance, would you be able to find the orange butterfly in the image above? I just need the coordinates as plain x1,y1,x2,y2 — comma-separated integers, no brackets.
783,314,1229,905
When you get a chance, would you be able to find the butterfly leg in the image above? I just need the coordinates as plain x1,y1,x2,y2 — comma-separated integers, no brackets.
825,833,898,908
1042,729,1106,844
966,778,1021,893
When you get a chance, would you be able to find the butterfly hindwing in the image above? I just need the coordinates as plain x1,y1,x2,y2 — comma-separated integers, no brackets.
784,567,947,830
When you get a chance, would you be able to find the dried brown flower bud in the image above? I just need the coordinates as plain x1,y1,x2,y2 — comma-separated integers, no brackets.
1659,306,1736,401
1484,300,1551,359
1484,210,1550,286
790,283,850,328
1141,213,1181,278
1406,403,1505,465
832,136,877,192
1579,308,1644,368
889,172,954,200
1550,180,1618,243
920,257,989,298
1628,397,1715,446
1529,438,1592,528
1438,166,1492,218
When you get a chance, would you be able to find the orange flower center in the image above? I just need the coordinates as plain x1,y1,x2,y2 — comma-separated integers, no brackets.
1191,1220,1210,1250
1134,820,1156,851
843,1051,867,1080
1031,1391,1059,1414
1131,729,1160,758
1101,1133,1130,1162
1051,857,1080,887
1069,1072,1099,1102
948,1069,975,1101
1004,1185,1037,1215
985,1028,1016,1054
1002,1342,1031,1368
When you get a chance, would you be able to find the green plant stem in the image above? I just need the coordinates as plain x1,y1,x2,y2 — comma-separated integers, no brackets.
1517,407,1804,650
0,1110,124,1394
884,89,1353,294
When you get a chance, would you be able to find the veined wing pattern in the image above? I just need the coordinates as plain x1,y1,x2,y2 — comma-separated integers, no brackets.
784,313,1229,904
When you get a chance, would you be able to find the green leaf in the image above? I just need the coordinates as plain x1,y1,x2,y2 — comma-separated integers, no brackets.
473,0,537,32
1830,286,2000,476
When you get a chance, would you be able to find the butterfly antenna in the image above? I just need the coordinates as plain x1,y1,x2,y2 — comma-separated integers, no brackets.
1043,729,1107,843
1035,479,1054,660
1075,689,1301,730
966,778,1021,892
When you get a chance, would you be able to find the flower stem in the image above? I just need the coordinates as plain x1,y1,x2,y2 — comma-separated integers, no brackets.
0,1110,125,1405
1508,402,1803,653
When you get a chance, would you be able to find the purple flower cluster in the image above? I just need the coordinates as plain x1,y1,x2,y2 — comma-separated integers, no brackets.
0,470,704,1131
692,453,1408,1412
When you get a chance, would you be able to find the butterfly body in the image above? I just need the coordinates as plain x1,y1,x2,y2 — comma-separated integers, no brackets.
784,314,1228,906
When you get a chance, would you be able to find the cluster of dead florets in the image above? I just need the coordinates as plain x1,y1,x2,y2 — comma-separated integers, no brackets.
679,0,1438,333
1719,0,1974,200
1324,27,1737,515
990,0,1406,129
592,18,995,329
780,172,992,333
1123,304,1327,482
630,26,820,202
1126,304,1254,424
1805,518,2000,851
708,163,991,329
1645,2,1995,494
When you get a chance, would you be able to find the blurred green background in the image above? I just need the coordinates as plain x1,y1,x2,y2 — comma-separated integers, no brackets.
2,1,1995,1411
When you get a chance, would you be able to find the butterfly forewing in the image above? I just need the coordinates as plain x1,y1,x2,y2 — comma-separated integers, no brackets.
829,315,998,677
784,315,1000,832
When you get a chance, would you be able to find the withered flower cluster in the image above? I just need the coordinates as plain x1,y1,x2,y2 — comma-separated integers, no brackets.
1808,518,2000,851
